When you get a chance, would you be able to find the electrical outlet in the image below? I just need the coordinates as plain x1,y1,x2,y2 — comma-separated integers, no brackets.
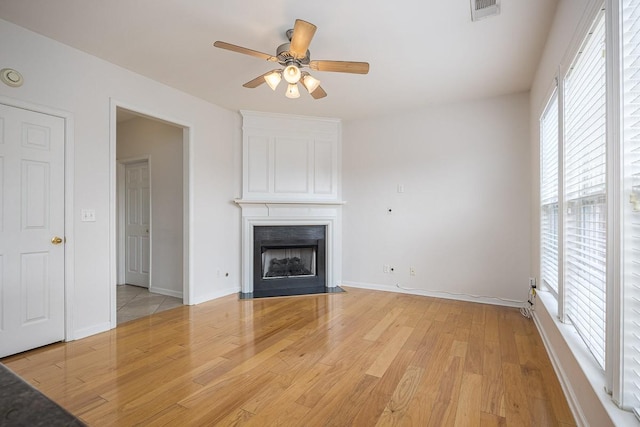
410,267,416,276
529,277,537,288
383,265,390,273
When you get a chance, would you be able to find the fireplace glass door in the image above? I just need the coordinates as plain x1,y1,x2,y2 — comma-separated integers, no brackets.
262,247,316,279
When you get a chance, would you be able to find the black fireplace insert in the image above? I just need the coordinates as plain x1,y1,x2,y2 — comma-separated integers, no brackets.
252,225,326,297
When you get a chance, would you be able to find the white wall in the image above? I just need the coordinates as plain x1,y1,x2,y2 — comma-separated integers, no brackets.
0,19,242,339
528,0,631,424
117,117,184,297
342,92,531,304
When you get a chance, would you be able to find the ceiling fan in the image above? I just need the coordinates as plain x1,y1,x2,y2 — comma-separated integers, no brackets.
213,19,369,99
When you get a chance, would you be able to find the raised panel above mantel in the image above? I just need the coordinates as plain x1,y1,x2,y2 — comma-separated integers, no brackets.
241,110,341,202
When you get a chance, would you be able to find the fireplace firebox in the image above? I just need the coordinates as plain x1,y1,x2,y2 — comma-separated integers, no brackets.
253,225,326,297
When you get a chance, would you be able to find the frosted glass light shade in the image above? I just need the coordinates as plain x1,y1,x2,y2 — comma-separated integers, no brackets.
301,74,321,93
286,83,300,98
264,71,282,90
283,64,301,84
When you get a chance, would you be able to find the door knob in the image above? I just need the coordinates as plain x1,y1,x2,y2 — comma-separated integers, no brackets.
51,236,63,245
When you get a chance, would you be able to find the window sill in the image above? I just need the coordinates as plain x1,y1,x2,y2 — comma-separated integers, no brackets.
535,291,636,426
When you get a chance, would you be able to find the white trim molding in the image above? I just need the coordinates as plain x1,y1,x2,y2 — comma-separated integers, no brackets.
109,98,194,330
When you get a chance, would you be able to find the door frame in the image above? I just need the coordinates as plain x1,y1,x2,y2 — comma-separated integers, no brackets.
117,156,152,289
0,95,75,341
109,98,193,329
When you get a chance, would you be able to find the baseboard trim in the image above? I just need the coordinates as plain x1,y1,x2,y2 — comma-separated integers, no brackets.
71,322,111,341
149,286,183,299
341,281,522,308
190,285,239,305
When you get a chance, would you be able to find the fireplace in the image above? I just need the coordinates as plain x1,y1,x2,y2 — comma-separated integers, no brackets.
253,225,326,297
235,201,343,298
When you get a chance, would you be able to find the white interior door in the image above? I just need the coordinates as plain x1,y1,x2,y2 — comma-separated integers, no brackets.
0,103,65,358
125,161,150,287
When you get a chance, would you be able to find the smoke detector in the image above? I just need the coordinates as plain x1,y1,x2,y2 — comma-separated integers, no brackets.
471,0,501,21
1,68,24,87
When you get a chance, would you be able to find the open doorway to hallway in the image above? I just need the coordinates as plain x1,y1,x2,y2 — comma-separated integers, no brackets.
115,108,187,324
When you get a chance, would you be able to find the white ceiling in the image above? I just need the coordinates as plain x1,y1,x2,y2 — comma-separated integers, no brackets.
0,0,558,120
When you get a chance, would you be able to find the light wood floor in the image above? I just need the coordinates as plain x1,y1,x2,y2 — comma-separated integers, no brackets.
1,287,575,426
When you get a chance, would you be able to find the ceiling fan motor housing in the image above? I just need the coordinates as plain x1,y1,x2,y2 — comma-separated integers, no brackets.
276,43,310,65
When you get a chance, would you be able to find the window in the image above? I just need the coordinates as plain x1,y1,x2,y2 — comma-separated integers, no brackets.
540,93,559,294
621,0,640,411
563,11,607,369
538,0,640,417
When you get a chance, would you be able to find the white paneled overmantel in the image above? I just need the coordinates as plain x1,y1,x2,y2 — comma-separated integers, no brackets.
240,110,341,202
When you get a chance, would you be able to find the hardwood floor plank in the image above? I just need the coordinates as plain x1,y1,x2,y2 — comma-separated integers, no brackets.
403,320,432,351
502,362,531,426
212,407,255,426
484,306,501,343
453,372,483,427
296,340,374,409
472,303,487,325
364,306,405,341
427,356,465,426
465,321,485,375
242,364,330,425
0,287,575,426
481,340,505,417
366,325,414,377
181,371,284,425
351,349,417,426
375,365,424,426
498,310,520,365
310,373,379,427
479,411,507,426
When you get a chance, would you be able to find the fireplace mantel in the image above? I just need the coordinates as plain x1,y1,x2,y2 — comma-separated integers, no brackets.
234,199,346,207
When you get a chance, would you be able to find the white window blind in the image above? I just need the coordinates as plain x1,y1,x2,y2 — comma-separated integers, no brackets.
563,11,607,369
622,0,640,411
541,93,559,294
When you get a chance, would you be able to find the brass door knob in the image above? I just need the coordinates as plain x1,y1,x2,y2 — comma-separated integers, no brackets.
51,236,63,245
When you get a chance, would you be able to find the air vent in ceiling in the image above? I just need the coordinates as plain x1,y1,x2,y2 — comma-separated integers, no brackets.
471,0,501,21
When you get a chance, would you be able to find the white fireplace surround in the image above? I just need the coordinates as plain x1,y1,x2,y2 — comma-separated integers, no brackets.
235,201,343,294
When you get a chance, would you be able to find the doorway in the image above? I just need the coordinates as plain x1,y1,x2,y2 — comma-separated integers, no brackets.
113,105,190,326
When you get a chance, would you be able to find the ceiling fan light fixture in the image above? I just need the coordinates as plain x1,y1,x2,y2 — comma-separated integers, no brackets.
285,83,300,98
283,64,301,84
214,18,370,100
264,70,282,90
301,73,321,94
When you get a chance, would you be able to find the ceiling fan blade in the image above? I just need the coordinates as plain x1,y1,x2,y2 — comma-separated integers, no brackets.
213,41,278,62
289,19,317,58
309,60,370,74
310,86,327,99
242,72,271,88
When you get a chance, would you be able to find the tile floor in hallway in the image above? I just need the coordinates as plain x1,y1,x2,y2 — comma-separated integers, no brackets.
116,284,183,325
